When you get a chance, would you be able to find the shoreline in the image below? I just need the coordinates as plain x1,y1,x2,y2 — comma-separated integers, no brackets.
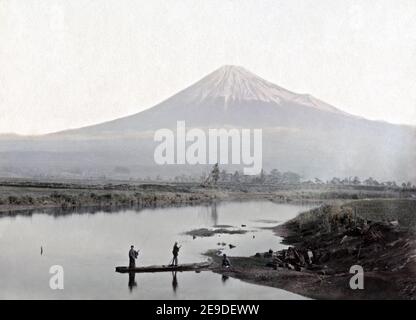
1,179,411,215
208,200,416,299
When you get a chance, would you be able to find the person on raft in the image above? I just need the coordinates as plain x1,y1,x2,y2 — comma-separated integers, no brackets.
129,245,139,268
170,242,181,266
222,254,231,268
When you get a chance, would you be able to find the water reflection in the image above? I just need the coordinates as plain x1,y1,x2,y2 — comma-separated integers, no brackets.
0,202,216,220
0,201,312,299
211,202,218,226
128,272,137,292
171,271,178,293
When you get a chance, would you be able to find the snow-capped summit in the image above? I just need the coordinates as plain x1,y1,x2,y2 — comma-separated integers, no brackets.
184,65,296,103
175,65,344,114
58,65,352,134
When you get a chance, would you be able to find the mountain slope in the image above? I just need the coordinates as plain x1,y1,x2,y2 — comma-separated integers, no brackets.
163,65,345,113
55,65,354,136
0,65,415,182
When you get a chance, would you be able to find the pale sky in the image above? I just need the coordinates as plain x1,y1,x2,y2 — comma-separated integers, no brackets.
1,0,416,135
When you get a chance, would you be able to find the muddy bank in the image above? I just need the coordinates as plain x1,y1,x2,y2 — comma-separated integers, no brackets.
209,199,416,299
208,253,406,300
185,227,247,238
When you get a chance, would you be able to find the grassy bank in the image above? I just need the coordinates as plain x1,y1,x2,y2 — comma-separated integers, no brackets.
210,199,416,299
1,179,413,214
0,182,215,214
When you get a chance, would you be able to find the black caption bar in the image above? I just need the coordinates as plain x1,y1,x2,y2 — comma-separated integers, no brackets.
1,300,411,319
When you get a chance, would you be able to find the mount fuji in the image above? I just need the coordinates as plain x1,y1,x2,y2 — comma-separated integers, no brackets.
0,65,415,181
56,65,354,135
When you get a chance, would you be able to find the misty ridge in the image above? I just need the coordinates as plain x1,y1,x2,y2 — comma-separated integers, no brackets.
0,65,415,183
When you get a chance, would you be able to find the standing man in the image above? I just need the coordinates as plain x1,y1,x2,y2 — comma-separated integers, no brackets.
129,245,139,268
222,254,231,268
171,242,181,266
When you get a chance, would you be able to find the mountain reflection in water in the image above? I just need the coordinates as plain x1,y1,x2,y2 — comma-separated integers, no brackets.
0,201,312,299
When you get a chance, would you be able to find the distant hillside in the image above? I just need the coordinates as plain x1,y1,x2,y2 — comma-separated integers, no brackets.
0,65,415,182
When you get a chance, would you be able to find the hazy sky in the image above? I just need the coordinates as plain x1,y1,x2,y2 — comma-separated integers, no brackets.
1,0,416,135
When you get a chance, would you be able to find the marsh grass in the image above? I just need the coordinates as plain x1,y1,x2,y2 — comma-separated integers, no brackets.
291,199,416,234
347,199,416,231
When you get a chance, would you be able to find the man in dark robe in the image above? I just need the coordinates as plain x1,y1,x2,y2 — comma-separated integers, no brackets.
171,242,181,266
129,245,139,268
222,254,231,268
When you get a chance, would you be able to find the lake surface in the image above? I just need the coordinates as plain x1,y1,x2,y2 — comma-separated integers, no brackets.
0,201,312,299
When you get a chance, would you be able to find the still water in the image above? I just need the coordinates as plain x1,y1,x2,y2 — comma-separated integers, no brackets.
0,201,312,299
